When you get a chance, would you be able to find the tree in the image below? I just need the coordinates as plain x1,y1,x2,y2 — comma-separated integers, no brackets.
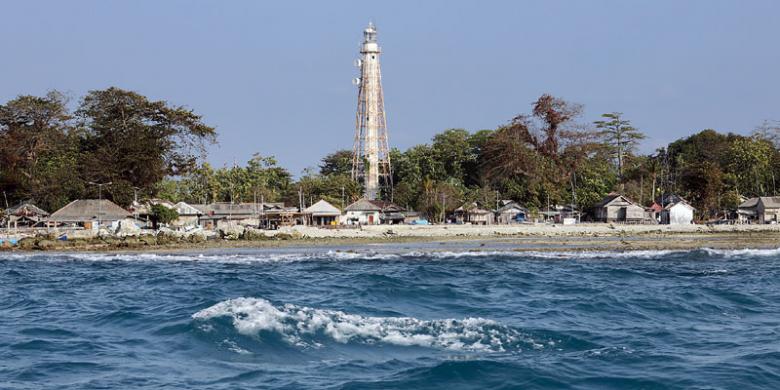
431,129,475,182
0,91,79,210
532,94,583,159
726,137,773,196
319,150,354,176
76,87,216,206
150,204,179,229
481,94,593,208
594,112,645,180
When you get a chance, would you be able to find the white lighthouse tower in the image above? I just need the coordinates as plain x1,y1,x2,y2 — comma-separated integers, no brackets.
352,22,392,200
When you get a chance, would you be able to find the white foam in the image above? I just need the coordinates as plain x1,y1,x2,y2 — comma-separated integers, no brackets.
192,297,528,352
4,247,779,263
701,247,780,258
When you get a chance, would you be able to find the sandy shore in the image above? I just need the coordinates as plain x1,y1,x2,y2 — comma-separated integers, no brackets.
283,223,780,239
3,223,780,253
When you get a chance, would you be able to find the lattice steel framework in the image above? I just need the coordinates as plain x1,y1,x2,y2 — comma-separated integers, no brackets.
351,22,392,200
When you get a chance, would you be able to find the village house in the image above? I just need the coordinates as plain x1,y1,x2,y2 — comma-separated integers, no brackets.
375,201,407,224
454,202,494,225
737,197,780,224
646,202,664,223
592,193,645,223
737,197,758,223
660,200,695,225
304,199,341,226
48,199,133,230
495,200,528,224
401,211,423,224
172,202,203,228
4,202,49,228
538,204,579,224
344,199,381,225
193,202,297,229
129,198,177,227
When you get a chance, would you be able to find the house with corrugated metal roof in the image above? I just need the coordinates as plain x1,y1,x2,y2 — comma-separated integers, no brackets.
737,197,780,224
495,200,528,224
660,199,695,225
304,199,341,226
344,199,382,225
192,202,296,229
454,202,495,225
4,202,49,228
592,193,645,223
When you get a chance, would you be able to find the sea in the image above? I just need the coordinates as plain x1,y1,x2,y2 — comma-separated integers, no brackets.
1,242,779,389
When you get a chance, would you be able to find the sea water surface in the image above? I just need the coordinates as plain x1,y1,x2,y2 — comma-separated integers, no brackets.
1,242,779,389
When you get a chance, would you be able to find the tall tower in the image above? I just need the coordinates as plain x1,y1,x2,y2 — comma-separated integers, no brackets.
352,22,392,200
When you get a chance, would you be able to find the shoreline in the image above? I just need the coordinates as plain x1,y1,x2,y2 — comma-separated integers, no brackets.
3,224,780,254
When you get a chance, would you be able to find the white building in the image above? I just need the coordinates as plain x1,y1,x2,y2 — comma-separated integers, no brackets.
172,202,203,227
660,201,695,225
343,199,381,225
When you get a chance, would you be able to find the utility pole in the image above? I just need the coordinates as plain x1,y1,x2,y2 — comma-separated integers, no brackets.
88,181,112,227
547,193,551,223
440,192,446,223
132,187,141,221
341,186,345,211
261,194,265,229
3,191,8,231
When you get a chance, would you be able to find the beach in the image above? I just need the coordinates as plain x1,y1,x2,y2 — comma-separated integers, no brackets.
4,223,780,252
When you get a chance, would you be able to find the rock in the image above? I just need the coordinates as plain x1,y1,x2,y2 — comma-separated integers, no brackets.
17,237,37,250
219,225,245,240
274,233,293,240
140,235,157,246
155,230,179,245
35,239,57,250
242,228,270,241
188,232,207,243
115,220,142,237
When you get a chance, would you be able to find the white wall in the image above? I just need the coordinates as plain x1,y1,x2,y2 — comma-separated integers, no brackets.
668,204,694,225
344,211,380,225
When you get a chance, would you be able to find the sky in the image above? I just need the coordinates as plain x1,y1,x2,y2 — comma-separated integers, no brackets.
2,1,779,176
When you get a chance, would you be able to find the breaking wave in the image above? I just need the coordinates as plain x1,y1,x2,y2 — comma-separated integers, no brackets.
4,247,780,263
700,247,780,258
192,298,534,352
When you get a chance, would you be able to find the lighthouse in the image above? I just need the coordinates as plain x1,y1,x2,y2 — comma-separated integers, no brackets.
351,22,392,200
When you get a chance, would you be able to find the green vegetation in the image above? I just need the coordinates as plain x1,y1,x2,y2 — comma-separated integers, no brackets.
0,88,215,211
2,89,778,222
150,204,179,229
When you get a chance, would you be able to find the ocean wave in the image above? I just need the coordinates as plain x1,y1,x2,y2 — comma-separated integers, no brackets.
4,247,779,263
701,247,780,258
192,297,533,352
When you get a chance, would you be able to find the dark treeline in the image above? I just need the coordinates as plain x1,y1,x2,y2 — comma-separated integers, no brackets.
0,88,215,212
2,89,779,221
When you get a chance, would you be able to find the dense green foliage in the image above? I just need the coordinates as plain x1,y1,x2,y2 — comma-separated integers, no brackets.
2,90,778,222
150,204,179,229
0,88,215,211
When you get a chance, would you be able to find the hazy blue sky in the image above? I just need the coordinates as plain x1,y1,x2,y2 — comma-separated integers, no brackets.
2,1,779,175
